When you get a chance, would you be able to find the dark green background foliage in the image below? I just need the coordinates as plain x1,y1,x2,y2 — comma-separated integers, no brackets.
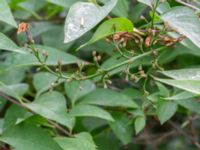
0,0,200,149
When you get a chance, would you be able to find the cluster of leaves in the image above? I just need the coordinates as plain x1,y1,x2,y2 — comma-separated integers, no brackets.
0,0,200,149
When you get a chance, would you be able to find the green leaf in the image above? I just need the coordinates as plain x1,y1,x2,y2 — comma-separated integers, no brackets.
78,17,134,49
1,123,63,150
161,6,200,48
55,132,97,150
64,0,117,43
135,116,146,134
109,113,133,144
176,99,200,115
155,78,200,95
8,45,81,68
25,91,75,130
69,104,114,121
0,0,17,27
33,72,62,97
46,0,80,8
17,0,46,20
164,91,196,100
160,68,200,80
64,80,96,105
156,82,170,97
80,88,138,108
0,33,26,54
0,83,29,102
156,98,177,124
3,105,31,131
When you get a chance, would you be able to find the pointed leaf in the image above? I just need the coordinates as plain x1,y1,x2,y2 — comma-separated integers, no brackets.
135,116,146,134
157,98,177,124
64,0,117,43
109,113,133,144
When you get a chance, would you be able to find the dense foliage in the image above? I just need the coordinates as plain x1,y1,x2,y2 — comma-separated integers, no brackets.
0,0,200,149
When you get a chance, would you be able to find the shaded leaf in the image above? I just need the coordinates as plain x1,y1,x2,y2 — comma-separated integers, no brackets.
109,113,133,144
157,98,177,124
176,99,200,115
0,0,17,27
0,33,26,54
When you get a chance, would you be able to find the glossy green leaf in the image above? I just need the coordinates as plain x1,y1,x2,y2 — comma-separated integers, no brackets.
0,33,26,54
80,88,138,108
0,0,17,27
160,68,200,80
78,17,134,49
69,104,114,121
157,99,177,124
25,91,75,130
135,116,146,134
109,113,133,144
155,78,200,94
65,80,96,105
161,6,200,48
1,124,63,150
64,0,117,43
55,132,97,150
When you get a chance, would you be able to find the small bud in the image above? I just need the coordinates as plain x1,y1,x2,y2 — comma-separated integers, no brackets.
138,65,143,71
42,50,48,58
97,55,101,61
66,78,72,83
94,56,98,62
92,51,97,57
